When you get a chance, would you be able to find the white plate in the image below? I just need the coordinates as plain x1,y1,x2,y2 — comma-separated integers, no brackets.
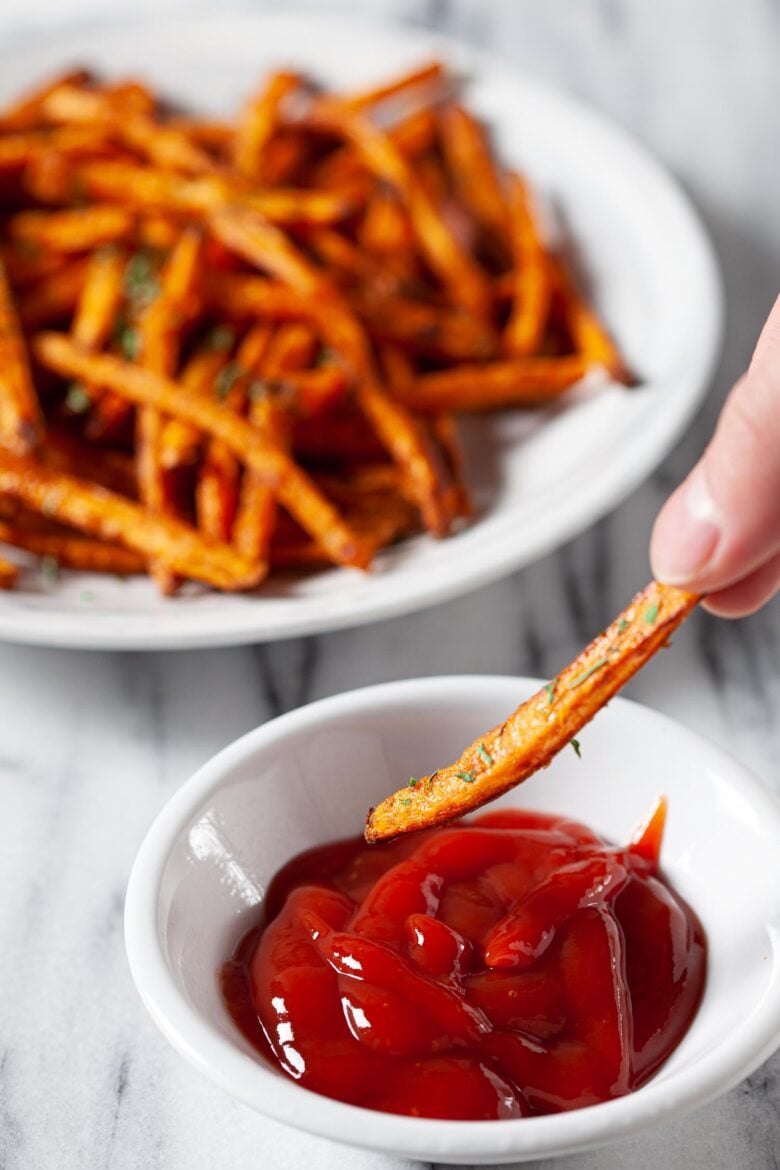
125,677,780,1163
0,13,722,649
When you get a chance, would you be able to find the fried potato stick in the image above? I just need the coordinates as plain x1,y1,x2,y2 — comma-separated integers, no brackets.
365,581,699,842
0,261,44,454
503,174,551,357
0,519,145,574
0,451,263,591
8,206,135,254
34,333,369,568
407,354,588,413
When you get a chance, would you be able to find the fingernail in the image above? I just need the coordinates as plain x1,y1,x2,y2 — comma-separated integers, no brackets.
651,466,721,585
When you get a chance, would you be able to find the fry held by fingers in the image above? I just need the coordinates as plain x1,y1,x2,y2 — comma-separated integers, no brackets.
365,581,698,842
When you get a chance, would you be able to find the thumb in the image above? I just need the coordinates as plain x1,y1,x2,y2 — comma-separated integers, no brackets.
651,295,780,604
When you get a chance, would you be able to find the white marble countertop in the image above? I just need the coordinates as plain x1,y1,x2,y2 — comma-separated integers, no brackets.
0,1,778,1167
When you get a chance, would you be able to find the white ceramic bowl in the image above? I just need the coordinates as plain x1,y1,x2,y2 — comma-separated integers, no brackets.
125,677,780,1164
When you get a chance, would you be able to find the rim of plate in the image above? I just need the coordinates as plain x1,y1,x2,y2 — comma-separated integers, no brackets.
0,13,724,650
125,676,780,1163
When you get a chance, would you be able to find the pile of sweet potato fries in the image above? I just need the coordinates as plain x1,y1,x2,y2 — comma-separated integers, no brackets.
0,60,632,594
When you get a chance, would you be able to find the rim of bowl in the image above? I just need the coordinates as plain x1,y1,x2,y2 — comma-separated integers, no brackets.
125,676,780,1161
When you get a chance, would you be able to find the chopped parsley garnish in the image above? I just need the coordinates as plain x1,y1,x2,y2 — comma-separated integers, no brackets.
207,324,236,353
214,362,244,401
456,770,477,783
41,555,60,585
571,738,582,759
65,382,91,414
544,681,556,704
408,776,418,788
248,378,271,402
478,743,493,766
566,656,609,690
123,253,158,306
399,797,411,807
617,618,629,632
117,325,140,361
314,345,336,368
644,602,660,625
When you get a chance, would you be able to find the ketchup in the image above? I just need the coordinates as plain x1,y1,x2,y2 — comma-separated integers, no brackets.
222,807,705,1120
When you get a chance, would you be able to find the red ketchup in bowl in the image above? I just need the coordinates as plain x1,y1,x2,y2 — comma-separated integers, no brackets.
222,805,705,1120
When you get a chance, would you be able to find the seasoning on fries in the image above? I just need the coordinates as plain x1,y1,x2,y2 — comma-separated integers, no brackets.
365,581,698,842
0,59,634,595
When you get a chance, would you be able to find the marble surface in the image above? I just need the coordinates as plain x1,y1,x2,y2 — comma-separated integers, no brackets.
1,1,779,1167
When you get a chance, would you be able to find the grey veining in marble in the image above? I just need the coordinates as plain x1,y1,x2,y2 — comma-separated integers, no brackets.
1,1,779,1168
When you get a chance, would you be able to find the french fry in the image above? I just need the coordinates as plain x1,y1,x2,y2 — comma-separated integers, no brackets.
71,245,125,350
42,84,217,175
158,346,232,470
549,254,636,385
503,174,551,357
407,353,588,413
195,323,275,543
365,582,699,842
0,450,263,591
8,206,135,254
205,271,306,322
17,258,89,327
232,323,315,559
355,293,497,361
0,68,91,133
310,101,492,318
42,428,136,496
439,103,509,248
34,334,370,568
0,520,145,574
341,61,445,112
234,71,301,178
0,260,44,454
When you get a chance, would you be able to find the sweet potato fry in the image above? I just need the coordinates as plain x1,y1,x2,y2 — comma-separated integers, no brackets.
0,69,91,133
355,294,497,361
407,354,588,413
157,346,232,470
34,334,370,568
309,102,492,318
42,429,136,496
0,520,145,574
205,271,305,322
0,260,44,454
0,450,263,591
234,71,301,178
232,322,315,559
439,103,509,248
341,61,445,112
8,206,135,254
503,175,551,357
16,258,89,327
549,255,635,385
42,84,216,175
71,245,125,350
365,582,699,842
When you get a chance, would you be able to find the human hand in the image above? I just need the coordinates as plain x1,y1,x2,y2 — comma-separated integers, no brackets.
650,295,780,617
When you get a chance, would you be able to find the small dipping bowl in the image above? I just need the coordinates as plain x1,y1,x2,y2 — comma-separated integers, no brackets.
125,676,780,1164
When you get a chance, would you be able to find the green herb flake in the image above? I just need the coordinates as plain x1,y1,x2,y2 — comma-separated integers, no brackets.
207,324,236,353
398,797,412,807
478,743,493,766
566,656,609,690
214,362,244,401
79,590,96,604
314,345,336,368
570,738,582,759
123,253,158,305
408,776,418,788
41,555,60,585
544,681,556,704
644,602,660,625
456,770,477,784
65,382,91,414
118,325,140,361
617,618,630,632
248,378,271,402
